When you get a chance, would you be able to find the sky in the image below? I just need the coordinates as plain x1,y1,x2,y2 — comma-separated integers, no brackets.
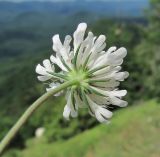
0,0,147,2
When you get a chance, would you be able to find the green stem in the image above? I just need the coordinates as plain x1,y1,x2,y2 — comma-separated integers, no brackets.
0,80,77,156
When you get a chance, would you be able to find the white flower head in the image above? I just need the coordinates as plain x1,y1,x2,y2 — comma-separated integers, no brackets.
36,22,129,123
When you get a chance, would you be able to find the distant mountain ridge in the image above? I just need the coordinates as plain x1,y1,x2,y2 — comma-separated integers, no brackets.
0,0,149,58
0,0,149,18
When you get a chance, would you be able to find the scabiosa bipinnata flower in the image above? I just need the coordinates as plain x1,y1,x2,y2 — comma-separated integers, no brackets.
36,23,129,123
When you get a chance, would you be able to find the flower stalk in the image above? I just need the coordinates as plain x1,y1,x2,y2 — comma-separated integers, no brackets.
0,80,77,156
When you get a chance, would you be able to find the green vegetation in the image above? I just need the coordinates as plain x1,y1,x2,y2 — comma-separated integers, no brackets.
3,100,160,157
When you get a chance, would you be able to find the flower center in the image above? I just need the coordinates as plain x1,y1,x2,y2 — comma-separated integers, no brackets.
67,68,89,87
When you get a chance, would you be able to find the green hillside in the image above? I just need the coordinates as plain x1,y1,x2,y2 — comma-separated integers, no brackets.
4,100,160,157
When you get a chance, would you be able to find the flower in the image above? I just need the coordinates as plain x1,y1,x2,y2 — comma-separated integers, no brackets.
35,22,129,123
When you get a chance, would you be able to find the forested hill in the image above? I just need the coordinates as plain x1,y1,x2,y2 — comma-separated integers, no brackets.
0,0,149,20
0,0,148,60
0,0,149,60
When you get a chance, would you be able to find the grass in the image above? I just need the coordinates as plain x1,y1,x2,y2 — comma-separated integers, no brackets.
4,100,160,157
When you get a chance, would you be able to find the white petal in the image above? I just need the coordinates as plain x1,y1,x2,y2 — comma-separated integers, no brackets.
52,34,71,63
90,52,106,69
43,59,54,72
98,107,112,118
108,59,124,66
86,95,112,123
110,96,128,107
109,90,127,97
92,80,120,90
64,35,72,51
107,46,117,54
92,35,106,53
88,35,106,67
89,94,109,105
46,82,63,96
92,66,122,80
91,47,127,69
112,47,127,59
80,32,94,66
114,71,129,81
50,55,56,63
74,93,86,108
60,47,69,62
64,92,78,119
95,111,108,123
63,105,71,120
64,35,72,45
71,110,78,118
37,76,51,81
73,23,87,52
95,111,111,123
94,35,106,46
95,43,106,53
93,71,129,81
89,86,116,97
106,47,127,66
94,66,120,76
50,55,68,71
89,86,128,107
35,64,47,75
52,34,63,52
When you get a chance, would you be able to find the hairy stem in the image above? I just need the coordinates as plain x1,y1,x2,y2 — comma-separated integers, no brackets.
0,80,77,156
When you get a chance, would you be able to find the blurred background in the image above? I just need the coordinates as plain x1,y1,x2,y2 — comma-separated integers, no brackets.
0,0,160,156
